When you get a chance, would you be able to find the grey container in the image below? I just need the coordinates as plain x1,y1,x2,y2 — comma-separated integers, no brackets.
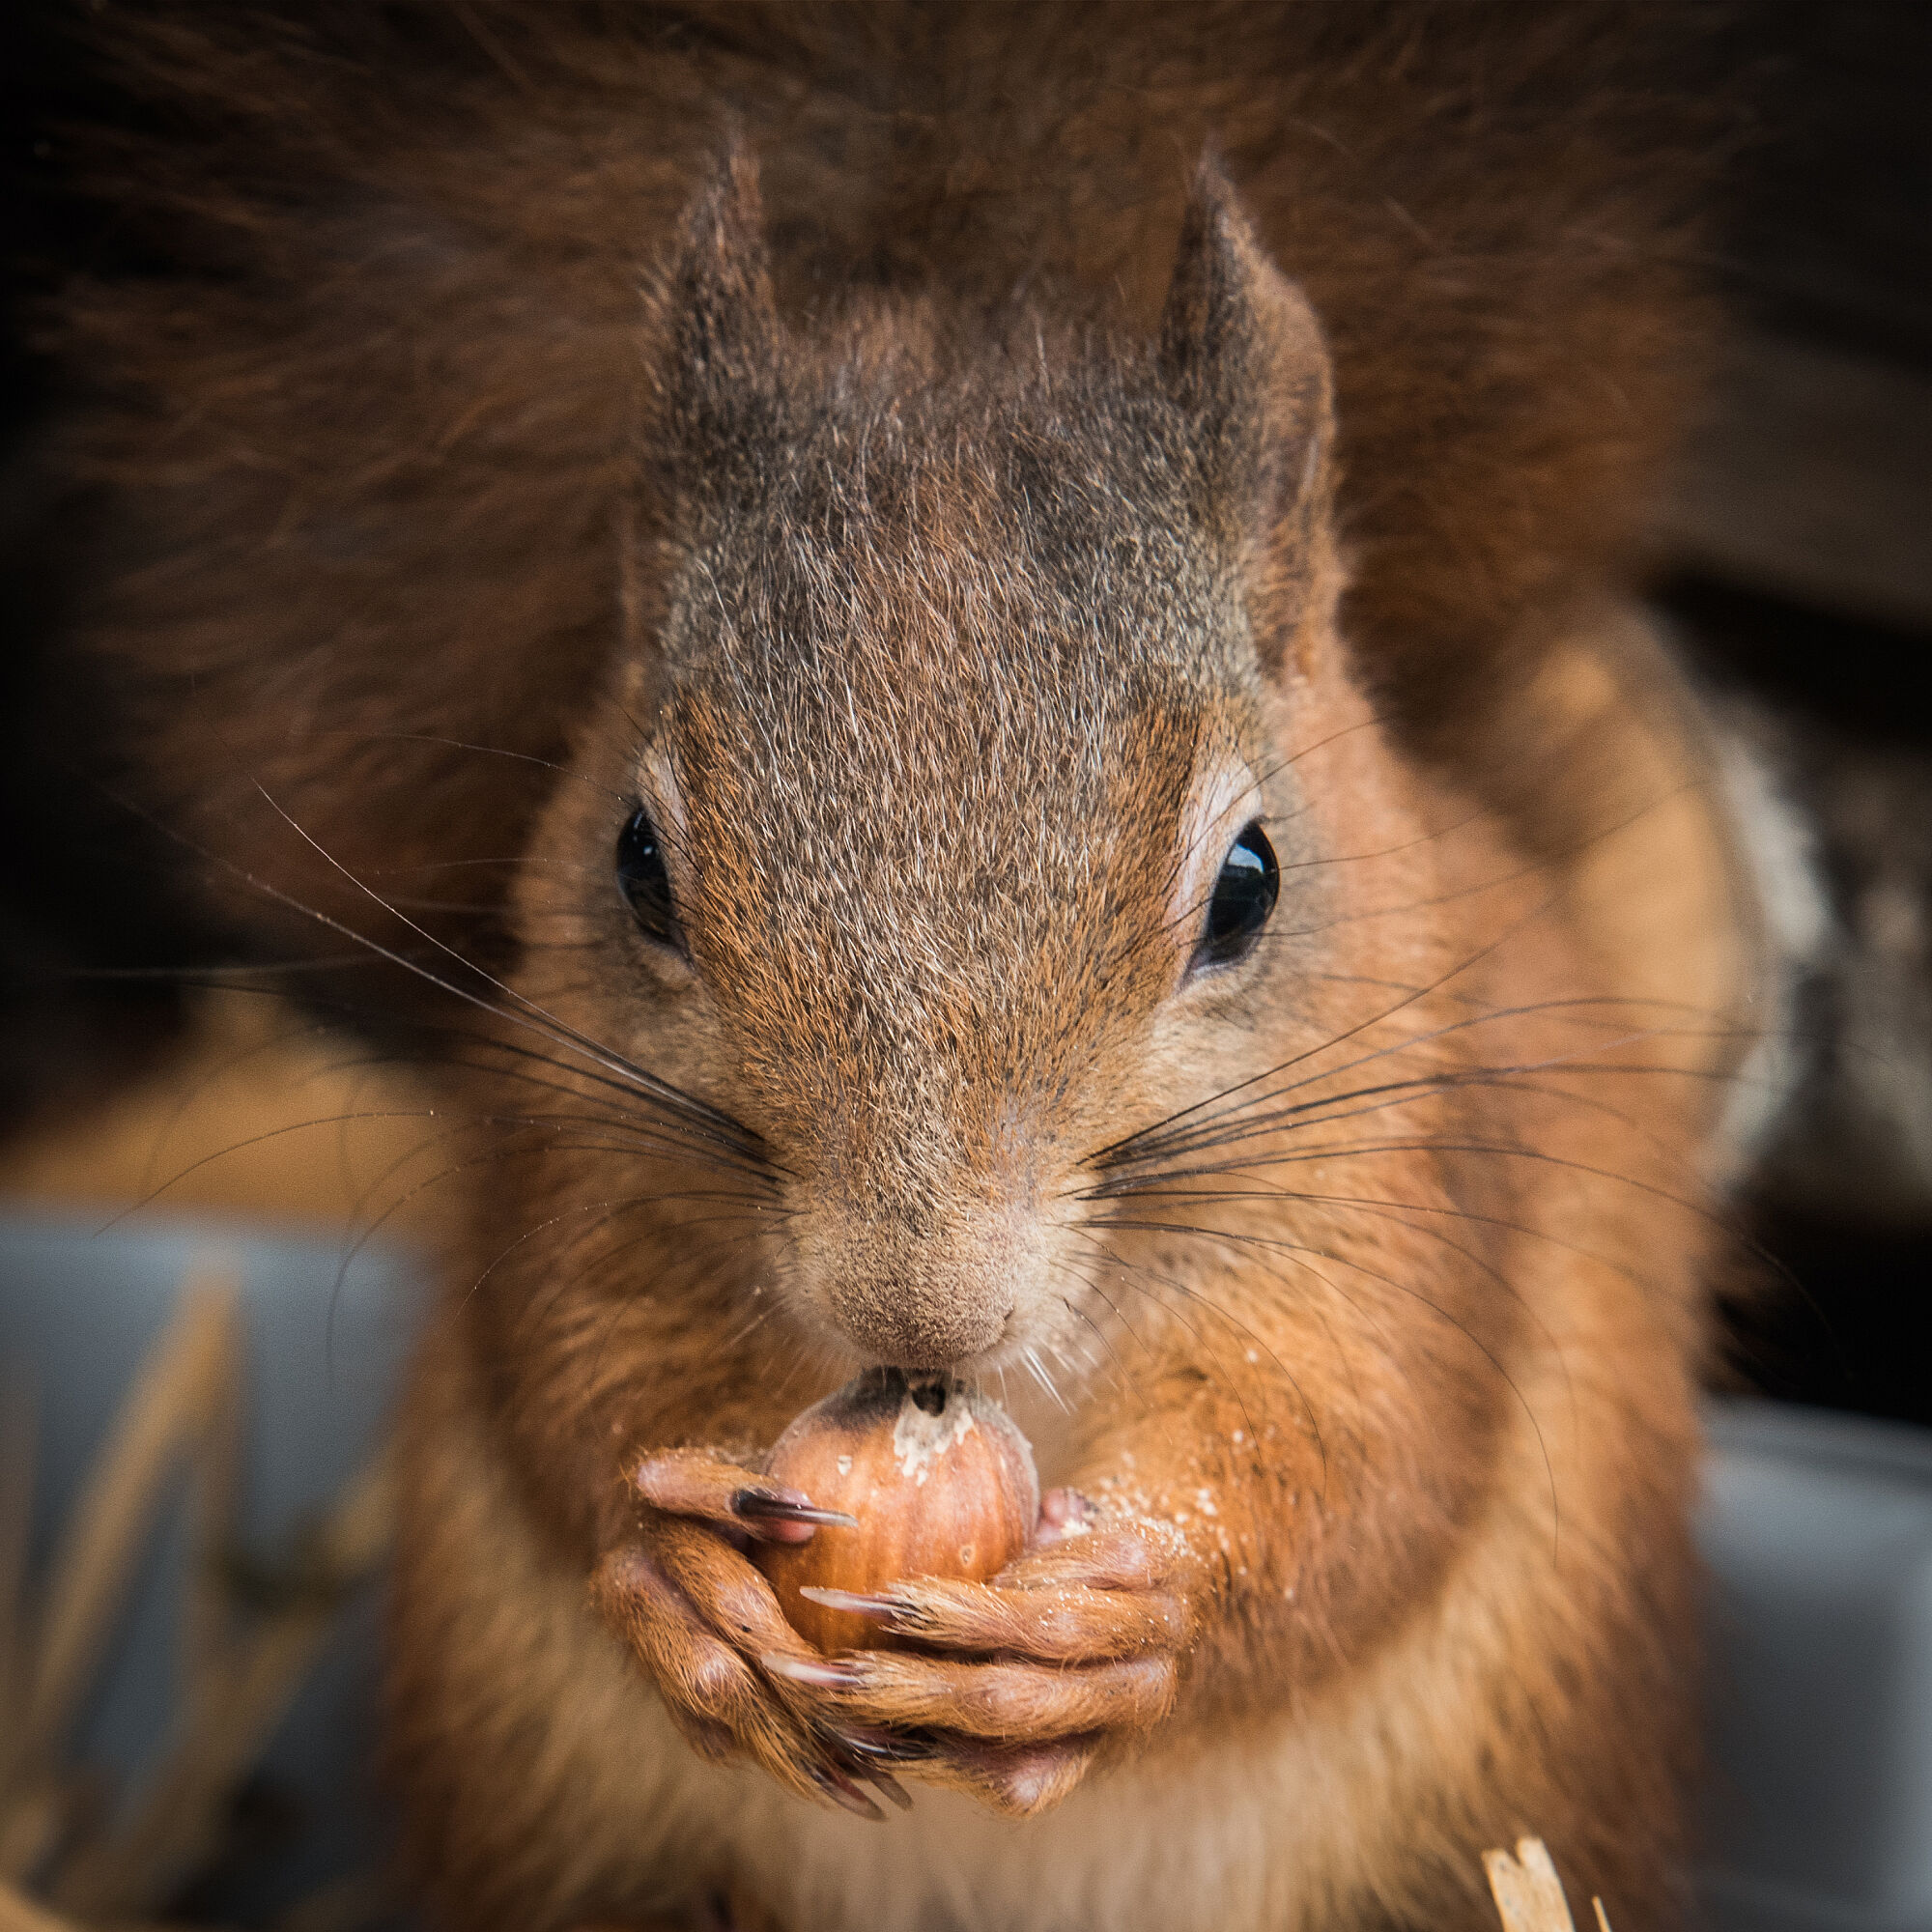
1700,1399,1932,1932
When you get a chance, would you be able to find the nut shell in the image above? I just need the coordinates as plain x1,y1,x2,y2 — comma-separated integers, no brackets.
754,1370,1039,1652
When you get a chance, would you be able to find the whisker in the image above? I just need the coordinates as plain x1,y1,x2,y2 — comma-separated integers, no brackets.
1020,1346,1069,1413
325,730,632,803
89,1106,472,1234
1083,894,1584,1166
83,762,771,1164
1061,1228,1296,1465
1094,998,1754,1172
1039,1260,1143,1409
1090,1212,1561,1557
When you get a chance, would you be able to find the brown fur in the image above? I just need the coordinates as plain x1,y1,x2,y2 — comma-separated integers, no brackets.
41,6,1756,1928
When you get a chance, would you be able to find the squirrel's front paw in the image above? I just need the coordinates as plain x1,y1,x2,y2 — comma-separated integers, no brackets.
591,1449,906,1820
763,1503,1193,1817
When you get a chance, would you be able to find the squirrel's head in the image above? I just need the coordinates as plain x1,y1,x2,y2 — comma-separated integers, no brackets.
526,146,1354,1375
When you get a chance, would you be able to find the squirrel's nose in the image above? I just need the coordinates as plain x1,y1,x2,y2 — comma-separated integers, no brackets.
825,1266,1014,1370
791,1199,1027,1370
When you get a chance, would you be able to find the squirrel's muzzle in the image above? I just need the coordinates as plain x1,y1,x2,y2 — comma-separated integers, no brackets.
791,1195,1031,1371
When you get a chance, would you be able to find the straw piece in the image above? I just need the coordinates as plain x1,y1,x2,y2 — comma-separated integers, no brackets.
0,1783,64,1889
52,1452,394,1920
5,1253,400,1926
180,1293,245,1734
0,1379,35,1775
15,1272,242,1778
1484,1838,1577,1932
53,1617,334,1919
0,1878,75,1932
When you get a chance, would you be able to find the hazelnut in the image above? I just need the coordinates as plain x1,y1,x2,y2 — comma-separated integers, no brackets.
754,1369,1039,1652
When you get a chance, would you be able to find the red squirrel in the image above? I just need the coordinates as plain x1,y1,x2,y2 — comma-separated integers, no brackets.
44,4,1775,1926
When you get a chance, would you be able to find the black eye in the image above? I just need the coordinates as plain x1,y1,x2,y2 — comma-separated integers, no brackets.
1195,821,1278,972
616,804,680,949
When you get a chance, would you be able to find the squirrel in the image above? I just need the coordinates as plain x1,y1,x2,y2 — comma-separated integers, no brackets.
29,3,1779,1927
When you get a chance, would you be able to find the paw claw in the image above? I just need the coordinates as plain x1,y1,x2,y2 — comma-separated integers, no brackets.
733,1488,859,1536
826,1722,938,1764
861,1766,915,1811
763,1651,861,1689
797,1585,897,1618
810,1764,886,1821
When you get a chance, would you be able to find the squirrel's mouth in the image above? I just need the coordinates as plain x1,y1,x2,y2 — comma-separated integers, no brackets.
806,1280,1116,1414
820,1293,1019,1379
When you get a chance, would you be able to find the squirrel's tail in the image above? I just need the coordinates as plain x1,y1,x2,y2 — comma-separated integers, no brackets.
28,1,1725,965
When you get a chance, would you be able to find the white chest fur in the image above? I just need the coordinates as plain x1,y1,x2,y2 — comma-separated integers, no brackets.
616,1688,1338,1932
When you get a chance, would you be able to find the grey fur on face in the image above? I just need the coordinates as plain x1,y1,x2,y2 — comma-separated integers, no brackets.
611,152,1337,1363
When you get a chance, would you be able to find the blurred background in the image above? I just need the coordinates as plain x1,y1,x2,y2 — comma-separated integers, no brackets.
1639,0,1932,1427
0,4,1929,1929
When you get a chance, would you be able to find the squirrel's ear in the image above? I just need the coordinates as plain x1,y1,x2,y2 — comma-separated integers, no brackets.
652,137,781,458
1158,156,1333,548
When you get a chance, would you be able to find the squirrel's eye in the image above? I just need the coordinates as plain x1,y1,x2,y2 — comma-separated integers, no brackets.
616,804,680,949
1194,821,1279,973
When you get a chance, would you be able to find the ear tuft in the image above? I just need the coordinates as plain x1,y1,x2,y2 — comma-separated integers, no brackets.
652,136,781,460
1159,156,1257,409
1158,154,1333,543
